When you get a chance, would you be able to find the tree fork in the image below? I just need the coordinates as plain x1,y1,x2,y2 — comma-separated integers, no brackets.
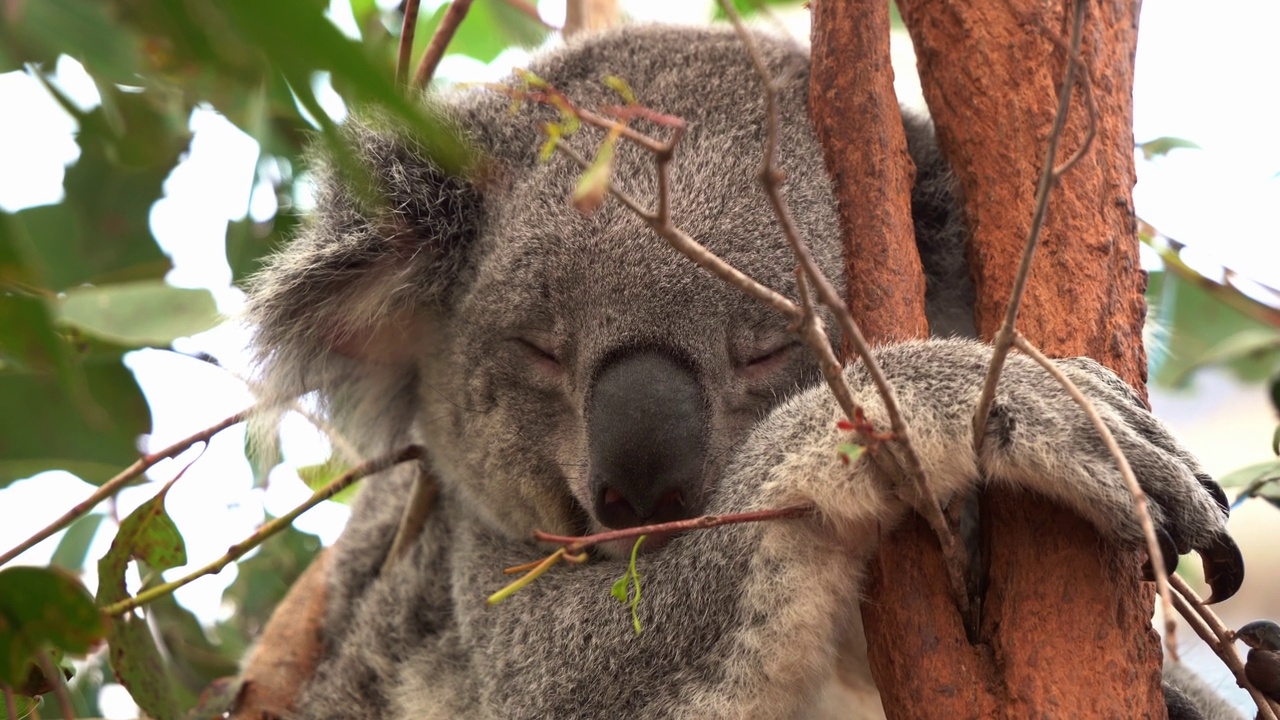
810,0,1162,716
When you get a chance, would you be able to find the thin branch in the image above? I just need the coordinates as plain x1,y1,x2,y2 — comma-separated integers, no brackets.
36,651,72,720
972,0,1089,449
2,684,14,720
719,0,969,615
1011,333,1177,658
1170,574,1280,720
381,466,438,574
413,0,474,89
554,141,802,322
533,503,814,555
0,410,251,567
101,445,424,617
396,0,421,87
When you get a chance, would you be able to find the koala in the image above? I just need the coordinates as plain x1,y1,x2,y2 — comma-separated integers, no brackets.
246,24,1245,720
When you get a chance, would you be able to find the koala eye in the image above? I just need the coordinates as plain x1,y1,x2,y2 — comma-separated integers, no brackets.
739,341,800,375
514,337,563,372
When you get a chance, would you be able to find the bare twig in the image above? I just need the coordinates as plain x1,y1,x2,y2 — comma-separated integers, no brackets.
1170,574,1280,720
718,0,969,614
554,142,801,322
972,0,1089,448
534,503,813,554
396,0,421,87
1141,223,1280,329
413,0,474,89
0,410,251,567
100,445,424,617
36,651,72,720
1011,334,1177,658
382,466,439,574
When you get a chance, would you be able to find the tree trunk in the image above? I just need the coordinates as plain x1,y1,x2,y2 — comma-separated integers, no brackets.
810,0,1162,717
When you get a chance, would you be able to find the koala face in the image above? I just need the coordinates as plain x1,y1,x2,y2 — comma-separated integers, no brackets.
420,139,838,548
248,26,845,554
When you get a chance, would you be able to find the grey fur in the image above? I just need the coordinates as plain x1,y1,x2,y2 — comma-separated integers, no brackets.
245,25,1240,719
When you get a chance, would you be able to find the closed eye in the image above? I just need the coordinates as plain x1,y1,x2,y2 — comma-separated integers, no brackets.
739,341,800,374
515,337,562,371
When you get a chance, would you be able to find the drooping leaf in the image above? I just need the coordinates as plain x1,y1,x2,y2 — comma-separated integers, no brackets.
1147,270,1280,386
96,483,189,720
407,0,549,71
107,612,182,720
0,354,150,488
57,280,222,347
0,567,105,688
51,514,107,573
297,456,357,504
0,0,144,82
220,523,321,639
1138,136,1201,160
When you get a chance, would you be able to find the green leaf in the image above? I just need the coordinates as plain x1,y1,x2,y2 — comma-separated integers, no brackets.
1217,459,1280,489
410,0,549,69
1148,271,1280,386
51,514,107,573
609,536,645,636
0,354,151,488
14,123,178,292
216,0,470,173
221,524,320,640
96,484,189,720
571,133,617,215
148,594,238,696
837,443,865,465
57,281,222,347
0,0,145,82
108,612,182,720
0,567,105,687
1272,423,1279,457
1138,136,1201,160
610,574,629,603
713,0,808,21
1166,328,1280,385
226,209,297,287
297,456,358,504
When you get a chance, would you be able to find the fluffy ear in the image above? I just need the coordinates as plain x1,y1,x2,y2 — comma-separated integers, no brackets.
245,109,486,456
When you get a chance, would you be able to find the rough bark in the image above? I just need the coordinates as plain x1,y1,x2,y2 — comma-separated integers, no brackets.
811,0,1161,716
228,549,330,720
809,0,930,346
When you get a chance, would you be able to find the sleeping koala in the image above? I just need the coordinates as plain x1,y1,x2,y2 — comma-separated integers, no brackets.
246,24,1245,719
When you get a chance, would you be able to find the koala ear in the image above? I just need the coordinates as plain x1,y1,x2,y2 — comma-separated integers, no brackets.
245,109,487,453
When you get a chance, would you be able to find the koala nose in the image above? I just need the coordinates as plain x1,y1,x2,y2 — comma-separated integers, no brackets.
586,351,708,529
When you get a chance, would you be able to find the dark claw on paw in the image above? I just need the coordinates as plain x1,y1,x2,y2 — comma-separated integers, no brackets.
1200,533,1245,604
1143,527,1180,582
1196,474,1230,515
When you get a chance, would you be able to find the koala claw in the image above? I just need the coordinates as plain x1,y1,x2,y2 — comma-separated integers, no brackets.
1143,526,1181,581
1195,474,1230,515
1200,532,1245,604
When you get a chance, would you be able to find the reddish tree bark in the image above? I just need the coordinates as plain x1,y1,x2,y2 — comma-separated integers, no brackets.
809,0,929,346
810,0,1161,716
228,549,330,720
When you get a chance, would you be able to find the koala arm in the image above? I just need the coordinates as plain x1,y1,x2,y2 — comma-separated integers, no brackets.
426,339,1239,719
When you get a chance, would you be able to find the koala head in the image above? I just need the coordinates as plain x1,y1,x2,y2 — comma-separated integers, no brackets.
247,27,846,553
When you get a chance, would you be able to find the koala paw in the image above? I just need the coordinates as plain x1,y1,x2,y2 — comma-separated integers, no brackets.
995,355,1244,603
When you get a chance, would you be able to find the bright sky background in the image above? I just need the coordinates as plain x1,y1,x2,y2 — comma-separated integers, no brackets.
0,0,1277,716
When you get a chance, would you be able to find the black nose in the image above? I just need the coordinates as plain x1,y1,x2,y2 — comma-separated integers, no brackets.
586,351,708,529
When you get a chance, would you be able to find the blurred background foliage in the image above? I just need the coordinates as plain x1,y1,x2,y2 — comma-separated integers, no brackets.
0,0,1276,718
